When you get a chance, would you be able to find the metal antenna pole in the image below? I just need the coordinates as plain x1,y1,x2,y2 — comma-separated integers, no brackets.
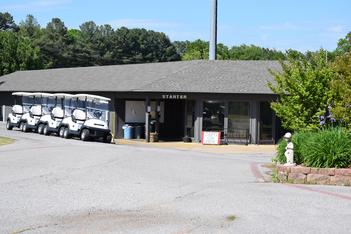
209,0,217,60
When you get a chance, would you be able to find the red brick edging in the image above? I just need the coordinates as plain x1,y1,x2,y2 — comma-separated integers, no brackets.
276,165,351,186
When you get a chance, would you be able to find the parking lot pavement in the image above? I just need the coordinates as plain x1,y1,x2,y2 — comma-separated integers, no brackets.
0,123,351,234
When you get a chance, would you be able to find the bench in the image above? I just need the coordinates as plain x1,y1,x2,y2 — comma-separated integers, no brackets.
224,128,250,145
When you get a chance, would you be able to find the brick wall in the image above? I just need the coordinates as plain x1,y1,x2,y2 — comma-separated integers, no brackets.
277,165,351,186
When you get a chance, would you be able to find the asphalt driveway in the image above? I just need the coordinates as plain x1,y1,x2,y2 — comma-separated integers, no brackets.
0,123,350,233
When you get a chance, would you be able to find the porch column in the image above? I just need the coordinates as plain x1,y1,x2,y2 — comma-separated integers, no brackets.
250,101,258,144
155,99,160,134
194,99,203,142
145,98,151,142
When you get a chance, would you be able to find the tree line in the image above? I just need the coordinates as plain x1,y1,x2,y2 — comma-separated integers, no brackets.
0,12,347,77
0,13,180,76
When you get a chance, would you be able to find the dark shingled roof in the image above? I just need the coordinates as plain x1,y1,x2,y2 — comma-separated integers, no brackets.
0,60,281,94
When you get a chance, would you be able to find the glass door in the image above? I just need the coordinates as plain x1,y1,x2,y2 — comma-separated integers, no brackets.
202,101,225,137
259,102,274,144
228,101,250,143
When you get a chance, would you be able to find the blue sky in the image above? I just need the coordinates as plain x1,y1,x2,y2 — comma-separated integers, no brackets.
1,0,350,52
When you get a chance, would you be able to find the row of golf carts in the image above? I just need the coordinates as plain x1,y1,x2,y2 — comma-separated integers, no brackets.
6,92,113,143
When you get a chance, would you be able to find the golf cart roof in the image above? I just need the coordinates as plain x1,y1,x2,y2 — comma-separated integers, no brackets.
12,92,33,97
75,94,111,102
30,92,53,97
54,93,75,99
40,93,54,97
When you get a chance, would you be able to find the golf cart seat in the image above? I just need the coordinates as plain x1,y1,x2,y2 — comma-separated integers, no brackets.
30,105,42,116
72,109,86,121
52,107,64,119
12,105,23,115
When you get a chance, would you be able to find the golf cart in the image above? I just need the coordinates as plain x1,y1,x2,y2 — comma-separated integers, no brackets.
37,93,71,135
6,92,33,130
19,92,48,132
59,94,112,143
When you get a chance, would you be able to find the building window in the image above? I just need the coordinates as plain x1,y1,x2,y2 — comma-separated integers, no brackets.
202,101,225,134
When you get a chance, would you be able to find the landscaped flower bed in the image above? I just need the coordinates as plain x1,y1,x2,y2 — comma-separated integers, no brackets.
274,128,351,186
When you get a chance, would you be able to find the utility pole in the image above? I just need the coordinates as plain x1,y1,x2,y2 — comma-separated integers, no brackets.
209,0,217,60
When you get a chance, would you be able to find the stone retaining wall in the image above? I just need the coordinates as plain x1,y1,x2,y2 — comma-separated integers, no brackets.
276,165,351,186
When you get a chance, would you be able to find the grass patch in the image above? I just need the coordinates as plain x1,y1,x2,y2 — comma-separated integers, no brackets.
262,163,278,183
262,163,276,170
226,215,236,221
0,136,14,146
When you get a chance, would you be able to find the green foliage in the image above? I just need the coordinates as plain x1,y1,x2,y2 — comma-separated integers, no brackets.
182,39,209,60
180,40,286,61
268,50,335,131
230,44,286,60
0,31,42,75
35,18,71,68
0,12,18,31
291,131,315,164
19,14,41,38
330,52,351,126
172,40,189,57
0,12,181,74
276,139,287,163
335,32,351,56
112,27,180,64
301,128,351,168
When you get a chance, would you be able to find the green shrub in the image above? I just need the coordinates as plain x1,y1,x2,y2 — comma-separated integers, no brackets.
275,139,287,164
301,128,351,168
291,131,315,165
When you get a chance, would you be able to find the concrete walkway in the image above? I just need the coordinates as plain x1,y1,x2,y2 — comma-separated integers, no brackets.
116,139,276,155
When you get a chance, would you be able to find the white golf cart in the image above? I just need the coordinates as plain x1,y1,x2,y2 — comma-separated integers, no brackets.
37,93,71,135
6,92,33,130
19,92,48,132
59,94,112,143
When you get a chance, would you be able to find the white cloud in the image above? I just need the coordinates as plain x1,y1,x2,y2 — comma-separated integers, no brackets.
327,25,345,33
1,0,71,12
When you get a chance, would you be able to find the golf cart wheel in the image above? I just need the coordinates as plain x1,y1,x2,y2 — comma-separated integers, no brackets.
63,128,70,139
103,133,112,143
80,129,90,141
38,124,44,134
6,119,13,130
43,124,50,136
22,122,29,132
59,127,65,138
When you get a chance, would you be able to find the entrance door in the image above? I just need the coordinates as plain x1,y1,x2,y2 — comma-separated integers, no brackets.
259,102,274,144
202,101,225,137
160,100,185,140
